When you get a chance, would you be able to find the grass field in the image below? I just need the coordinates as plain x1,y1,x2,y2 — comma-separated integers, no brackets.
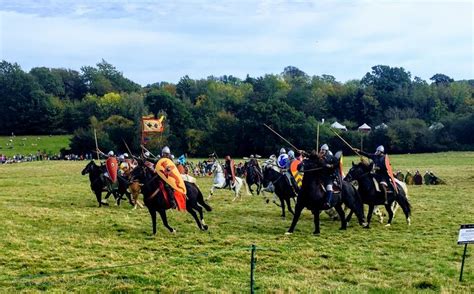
0,135,71,157
0,152,473,292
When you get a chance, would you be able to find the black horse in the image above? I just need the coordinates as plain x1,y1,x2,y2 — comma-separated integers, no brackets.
245,162,263,195
344,161,411,227
81,160,132,207
131,162,212,235
286,153,367,235
262,165,296,218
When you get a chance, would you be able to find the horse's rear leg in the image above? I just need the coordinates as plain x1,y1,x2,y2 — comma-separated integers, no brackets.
366,205,375,228
346,210,354,223
335,204,347,230
385,204,394,226
158,209,175,233
187,206,207,231
286,202,304,234
280,197,286,218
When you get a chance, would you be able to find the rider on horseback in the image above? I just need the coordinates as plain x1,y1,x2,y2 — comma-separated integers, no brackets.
161,146,177,209
285,150,300,193
354,145,389,204
224,155,236,189
319,144,338,209
248,155,263,179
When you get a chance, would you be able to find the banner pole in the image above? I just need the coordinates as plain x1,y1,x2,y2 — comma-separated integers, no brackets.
94,128,100,161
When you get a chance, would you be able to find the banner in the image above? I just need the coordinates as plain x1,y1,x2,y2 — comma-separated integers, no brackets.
142,115,164,133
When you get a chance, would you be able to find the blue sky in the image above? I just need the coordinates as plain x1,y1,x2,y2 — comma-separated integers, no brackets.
0,0,472,85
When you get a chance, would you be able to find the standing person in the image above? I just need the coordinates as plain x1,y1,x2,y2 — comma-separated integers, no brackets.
353,145,391,204
223,155,236,189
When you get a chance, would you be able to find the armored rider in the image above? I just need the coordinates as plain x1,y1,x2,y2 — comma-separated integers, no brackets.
319,144,339,209
223,155,236,189
161,146,177,209
354,145,390,204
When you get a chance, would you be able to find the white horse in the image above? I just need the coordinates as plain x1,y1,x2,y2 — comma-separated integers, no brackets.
208,161,251,201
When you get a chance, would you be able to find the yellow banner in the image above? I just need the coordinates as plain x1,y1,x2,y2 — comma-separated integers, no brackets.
142,116,164,133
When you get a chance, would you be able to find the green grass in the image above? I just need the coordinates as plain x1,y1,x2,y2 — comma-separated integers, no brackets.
0,135,71,157
0,152,473,292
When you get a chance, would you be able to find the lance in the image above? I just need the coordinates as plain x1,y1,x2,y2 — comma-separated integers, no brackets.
316,122,320,151
140,144,159,159
122,138,136,159
331,129,362,157
263,123,304,154
94,128,100,161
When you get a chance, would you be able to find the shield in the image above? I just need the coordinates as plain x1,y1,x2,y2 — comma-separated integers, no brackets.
155,158,187,194
385,155,398,193
290,159,303,188
106,157,118,183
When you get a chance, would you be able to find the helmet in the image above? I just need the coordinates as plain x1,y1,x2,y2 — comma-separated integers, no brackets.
118,155,125,161
123,153,129,158
107,151,114,156
320,144,329,152
162,146,170,155
279,148,286,154
288,150,295,159
375,145,384,154
277,153,289,168
250,154,254,158
144,151,151,158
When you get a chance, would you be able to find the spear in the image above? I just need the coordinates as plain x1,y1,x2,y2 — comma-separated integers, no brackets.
331,129,362,157
263,123,304,154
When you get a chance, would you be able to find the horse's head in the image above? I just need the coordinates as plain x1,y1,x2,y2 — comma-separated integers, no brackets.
344,160,371,182
262,164,279,186
81,160,97,175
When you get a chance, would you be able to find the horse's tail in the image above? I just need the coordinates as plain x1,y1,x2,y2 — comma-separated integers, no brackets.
394,179,411,223
242,178,252,196
197,187,212,211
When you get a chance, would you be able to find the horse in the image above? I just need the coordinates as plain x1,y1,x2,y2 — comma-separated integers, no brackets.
208,161,251,201
245,161,263,195
261,164,296,218
344,161,411,227
286,154,367,235
131,162,212,235
81,160,132,207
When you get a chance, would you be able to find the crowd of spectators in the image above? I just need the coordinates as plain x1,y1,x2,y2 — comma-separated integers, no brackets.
395,170,446,185
0,152,95,164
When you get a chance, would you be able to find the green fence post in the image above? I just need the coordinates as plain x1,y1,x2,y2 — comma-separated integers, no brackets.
250,244,256,293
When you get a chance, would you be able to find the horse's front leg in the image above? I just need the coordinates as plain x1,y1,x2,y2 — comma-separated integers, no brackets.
286,201,304,234
208,186,215,200
147,207,157,235
158,209,175,233
313,209,321,235
280,197,286,218
94,190,105,207
285,197,295,215
335,204,347,230
366,205,375,228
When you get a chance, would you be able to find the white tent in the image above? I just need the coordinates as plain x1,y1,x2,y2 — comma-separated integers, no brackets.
330,121,347,131
429,122,445,131
375,123,388,130
358,123,371,132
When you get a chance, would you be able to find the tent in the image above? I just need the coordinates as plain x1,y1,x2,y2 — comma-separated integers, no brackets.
330,121,347,131
375,123,388,130
358,123,371,132
429,122,445,131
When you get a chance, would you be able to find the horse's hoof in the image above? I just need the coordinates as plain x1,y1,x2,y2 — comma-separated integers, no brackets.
339,227,347,231
385,223,391,227
170,229,177,233
313,232,320,235
202,225,209,231
407,217,411,225
363,224,370,229
285,231,293,235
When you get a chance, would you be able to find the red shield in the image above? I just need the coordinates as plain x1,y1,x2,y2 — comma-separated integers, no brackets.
106,157,118,183
385,155,398,193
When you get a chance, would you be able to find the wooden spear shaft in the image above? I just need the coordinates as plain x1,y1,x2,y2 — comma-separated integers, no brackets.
331,129,362,157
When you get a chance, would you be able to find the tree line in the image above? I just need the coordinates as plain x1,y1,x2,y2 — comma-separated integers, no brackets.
0,59,473,156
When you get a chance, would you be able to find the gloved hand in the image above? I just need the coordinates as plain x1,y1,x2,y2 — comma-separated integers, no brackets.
325,164,333,168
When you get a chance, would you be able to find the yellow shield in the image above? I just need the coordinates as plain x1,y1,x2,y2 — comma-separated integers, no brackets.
155,158,187,194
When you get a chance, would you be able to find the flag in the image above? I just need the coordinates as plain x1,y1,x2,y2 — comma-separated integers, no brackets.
142,116,164,133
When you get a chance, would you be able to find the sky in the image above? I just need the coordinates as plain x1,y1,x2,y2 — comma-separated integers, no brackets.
0,0,472,85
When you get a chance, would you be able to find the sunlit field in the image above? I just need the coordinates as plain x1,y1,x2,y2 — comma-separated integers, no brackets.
0,152,473,292
0,135,71,157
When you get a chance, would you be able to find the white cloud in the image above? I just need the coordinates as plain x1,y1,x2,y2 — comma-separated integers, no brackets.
0,0,472,84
